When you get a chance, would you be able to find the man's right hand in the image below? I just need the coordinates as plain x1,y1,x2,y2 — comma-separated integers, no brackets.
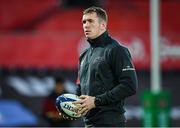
59,112,76,120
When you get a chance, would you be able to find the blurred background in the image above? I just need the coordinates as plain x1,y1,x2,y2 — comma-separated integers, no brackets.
0,0,180,127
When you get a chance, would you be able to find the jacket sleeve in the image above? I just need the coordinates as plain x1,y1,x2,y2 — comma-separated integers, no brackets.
76,71,81,96
75,47,88,96
96,46,138,106
76,57,81,96
76,84,81,96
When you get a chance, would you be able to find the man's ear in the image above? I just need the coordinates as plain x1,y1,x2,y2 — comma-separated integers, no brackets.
100,21,107,30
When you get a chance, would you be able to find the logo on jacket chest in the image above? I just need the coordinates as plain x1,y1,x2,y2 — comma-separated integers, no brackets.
80,56,106,70
92,56,106,64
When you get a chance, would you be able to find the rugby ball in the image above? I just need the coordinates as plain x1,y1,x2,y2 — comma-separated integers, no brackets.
55,93,81,118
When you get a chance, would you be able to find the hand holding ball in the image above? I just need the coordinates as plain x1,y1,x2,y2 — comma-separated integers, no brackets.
56,93,81,119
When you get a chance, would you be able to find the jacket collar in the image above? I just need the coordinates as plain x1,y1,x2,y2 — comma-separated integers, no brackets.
87,31,110,48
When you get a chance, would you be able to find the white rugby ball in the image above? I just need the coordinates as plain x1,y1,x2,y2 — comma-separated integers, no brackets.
56,93,81,118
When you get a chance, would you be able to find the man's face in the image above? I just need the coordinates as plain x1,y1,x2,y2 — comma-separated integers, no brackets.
82,12,106,39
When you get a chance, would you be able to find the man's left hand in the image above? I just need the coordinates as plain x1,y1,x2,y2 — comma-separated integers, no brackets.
73,95,95,117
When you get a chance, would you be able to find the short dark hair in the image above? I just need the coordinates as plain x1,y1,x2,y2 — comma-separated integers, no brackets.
83,6,108,22
55,76,65,84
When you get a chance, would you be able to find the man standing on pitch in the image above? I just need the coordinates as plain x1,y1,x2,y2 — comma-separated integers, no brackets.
70,6,138,127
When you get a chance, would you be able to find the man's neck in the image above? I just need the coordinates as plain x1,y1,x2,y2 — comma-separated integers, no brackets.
88,29,106,40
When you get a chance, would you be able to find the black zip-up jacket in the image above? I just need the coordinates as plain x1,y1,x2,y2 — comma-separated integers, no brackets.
76,31,138,125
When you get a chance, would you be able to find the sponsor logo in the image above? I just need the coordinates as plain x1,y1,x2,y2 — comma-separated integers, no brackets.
122,65,135,71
